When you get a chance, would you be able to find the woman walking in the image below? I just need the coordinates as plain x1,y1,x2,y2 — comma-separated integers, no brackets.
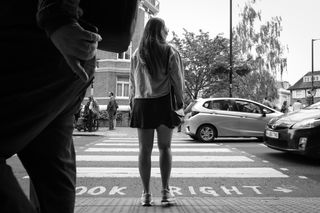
280,100,289,113
129,17,184,206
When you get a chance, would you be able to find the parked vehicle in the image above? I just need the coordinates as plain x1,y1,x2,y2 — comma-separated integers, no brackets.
264,101,320,157
184,97,282,142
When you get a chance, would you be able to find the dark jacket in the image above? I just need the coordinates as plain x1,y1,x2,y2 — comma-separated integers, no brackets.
107,97,118,114
1,0,89,156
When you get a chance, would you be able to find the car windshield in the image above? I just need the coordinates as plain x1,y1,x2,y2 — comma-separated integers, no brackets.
306,101,320,109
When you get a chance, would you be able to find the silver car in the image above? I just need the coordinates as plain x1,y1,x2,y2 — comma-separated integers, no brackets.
184,98,283,142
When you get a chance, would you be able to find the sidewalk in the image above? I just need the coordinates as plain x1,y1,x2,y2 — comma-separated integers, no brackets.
75,197,320,213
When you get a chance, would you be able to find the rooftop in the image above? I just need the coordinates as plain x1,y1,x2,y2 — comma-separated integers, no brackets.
288,70,320,90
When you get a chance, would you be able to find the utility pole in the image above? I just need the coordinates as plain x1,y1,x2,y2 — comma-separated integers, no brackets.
229,0,233,97
311,38,320,102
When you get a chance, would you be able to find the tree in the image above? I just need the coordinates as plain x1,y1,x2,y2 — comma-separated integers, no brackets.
233,69,278,102
233,0,288,100
169,0,287,103
170,30,251,102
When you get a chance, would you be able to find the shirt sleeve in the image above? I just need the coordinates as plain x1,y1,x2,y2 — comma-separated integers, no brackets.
169,47,185,109
37,0,80,36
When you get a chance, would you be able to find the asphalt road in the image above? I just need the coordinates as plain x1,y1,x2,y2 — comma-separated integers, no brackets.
7,130,320,200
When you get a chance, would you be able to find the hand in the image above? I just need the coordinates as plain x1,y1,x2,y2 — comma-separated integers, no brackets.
50,22,102,82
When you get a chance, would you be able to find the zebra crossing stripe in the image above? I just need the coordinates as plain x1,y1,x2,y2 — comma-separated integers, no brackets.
85,148,232,153
76,167,289,178
102,140,193,143
106,138,191,140
76,155,254,162
95,143,219,147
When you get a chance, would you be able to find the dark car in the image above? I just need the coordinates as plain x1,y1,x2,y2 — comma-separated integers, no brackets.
264,101,320,157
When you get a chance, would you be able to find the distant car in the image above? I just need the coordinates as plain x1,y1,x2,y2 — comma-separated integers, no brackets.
264,101,320,157
184,97,282,142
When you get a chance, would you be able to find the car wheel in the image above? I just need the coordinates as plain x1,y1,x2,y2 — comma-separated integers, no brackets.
196,124,217,142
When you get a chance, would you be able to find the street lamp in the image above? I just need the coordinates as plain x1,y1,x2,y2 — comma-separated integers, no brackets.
311,38,320,98
229,0,233,97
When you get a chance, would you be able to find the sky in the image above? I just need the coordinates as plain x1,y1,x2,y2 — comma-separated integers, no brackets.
157,0,320,85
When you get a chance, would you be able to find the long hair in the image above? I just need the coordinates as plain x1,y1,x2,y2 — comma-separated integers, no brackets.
138,17,169,76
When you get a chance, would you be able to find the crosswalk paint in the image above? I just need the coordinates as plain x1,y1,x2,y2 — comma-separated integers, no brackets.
95,143,219,147
76,137,289,179
76,155,254,162
102,138,192,144
85,148,232,153
76,167,289,178
106,138,191,140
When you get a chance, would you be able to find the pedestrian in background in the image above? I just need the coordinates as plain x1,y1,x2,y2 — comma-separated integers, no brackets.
107,92,118,130
306,90,314,106
292,99,303,111
84,97,100,131
280,100,289,113
129,17,184,206
0,1,101,213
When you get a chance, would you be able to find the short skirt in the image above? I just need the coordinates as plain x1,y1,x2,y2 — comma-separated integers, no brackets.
130,93,174,129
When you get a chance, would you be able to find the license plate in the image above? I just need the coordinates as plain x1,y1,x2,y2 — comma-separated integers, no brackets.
266,130,279,139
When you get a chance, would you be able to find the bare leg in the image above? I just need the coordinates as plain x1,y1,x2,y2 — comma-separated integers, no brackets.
137,128,154,193
156,125,173,190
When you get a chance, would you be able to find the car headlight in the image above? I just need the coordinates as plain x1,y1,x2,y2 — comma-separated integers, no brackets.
291,119,320,129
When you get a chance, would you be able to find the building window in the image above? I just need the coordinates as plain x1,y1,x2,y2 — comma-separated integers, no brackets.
303,76,311,82
116,76,129,97
292,90,305,99
117,44,132,60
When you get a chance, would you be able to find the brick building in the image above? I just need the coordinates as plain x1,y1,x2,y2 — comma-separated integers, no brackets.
82,0,160,127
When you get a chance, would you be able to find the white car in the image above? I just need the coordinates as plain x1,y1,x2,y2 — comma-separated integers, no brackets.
184,97,283,142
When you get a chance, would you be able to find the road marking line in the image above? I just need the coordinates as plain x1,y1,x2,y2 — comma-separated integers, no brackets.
102,140,193,143
106,138,191,140
94,143,219,147
105,133,128,136
298,176,308,179
76,167,289,178
84,148,232,153
76,155,254,162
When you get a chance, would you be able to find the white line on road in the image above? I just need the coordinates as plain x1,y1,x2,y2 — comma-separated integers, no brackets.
76,167,289,178
76,155,254,162
101,140,193,143
106,138,191,140
84,148,232,153
95,143,219,147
